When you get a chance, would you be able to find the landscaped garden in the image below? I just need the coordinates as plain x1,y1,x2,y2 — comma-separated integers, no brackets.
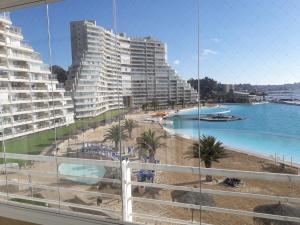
0,109,127,155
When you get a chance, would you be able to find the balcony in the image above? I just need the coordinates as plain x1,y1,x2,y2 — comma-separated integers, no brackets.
20,41,33,50
11,64,29,71
10,75,28,81
13,118,32,125
34,115,49,122
32,95,49,101
0,62,7,68
11,96,31,102
11,86,30,92
0,12,10,21
0,153,298,225
10,52,42,62
12,107,31,114
8,26,22,36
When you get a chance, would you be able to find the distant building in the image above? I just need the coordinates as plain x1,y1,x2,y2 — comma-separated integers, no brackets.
0,13,74,140
130,37,197,106
67,21,197,118
234,91,263,102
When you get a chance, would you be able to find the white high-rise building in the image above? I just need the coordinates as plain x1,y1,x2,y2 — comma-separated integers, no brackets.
130,37,197,106
0,13,74,141
67,21,197,118
67,20,130,118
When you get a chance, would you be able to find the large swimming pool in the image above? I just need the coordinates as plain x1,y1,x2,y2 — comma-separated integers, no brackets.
59,163,106,184
165,103,300,162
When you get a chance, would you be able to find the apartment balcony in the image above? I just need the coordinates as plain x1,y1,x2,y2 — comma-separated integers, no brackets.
0,48,6,55
0,119,12,128
8,26,22,36
49,104,63,110
11,96,31,103
32,94,49,100
33,114,49,122
0,12,10,21
10,75,29,81
13,127,33,136
10,52,42,62
0,85,8,91
19,41,33,50
0,61,7,68
49,113,64,119
31,75,49,82
10,86,31,92
10,64,29,71
13,118,32,126
32,106,48,113
11,106,31,114
31,86,47,92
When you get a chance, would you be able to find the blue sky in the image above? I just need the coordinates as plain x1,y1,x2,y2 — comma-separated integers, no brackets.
9,0,300,84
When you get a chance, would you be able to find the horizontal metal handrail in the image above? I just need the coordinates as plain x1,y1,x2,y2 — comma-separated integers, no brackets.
132,197,300,223
0,168,121,184
132,213,204,225
0,192,121,218
0,180,121,200
0,154,300,224
128,161,300,183
130,181,300,204
0,153,120,168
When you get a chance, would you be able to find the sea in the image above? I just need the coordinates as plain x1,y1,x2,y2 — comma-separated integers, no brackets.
165,99,300,163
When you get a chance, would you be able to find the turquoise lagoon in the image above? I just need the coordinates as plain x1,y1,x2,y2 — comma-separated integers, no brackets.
165,103,300,162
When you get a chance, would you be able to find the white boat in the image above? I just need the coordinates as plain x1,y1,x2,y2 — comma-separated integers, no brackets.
251,101,269,105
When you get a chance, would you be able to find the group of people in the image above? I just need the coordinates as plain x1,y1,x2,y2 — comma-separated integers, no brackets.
79,142,136,161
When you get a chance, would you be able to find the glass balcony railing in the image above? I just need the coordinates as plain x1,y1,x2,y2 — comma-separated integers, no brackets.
0,1,300,225
0,153,299,225
0,12,10,21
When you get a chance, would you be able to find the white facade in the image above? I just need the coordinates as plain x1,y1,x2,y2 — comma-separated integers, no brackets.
67,21,197,118
67,20,129,118
130,37,197,106
0,13,74,140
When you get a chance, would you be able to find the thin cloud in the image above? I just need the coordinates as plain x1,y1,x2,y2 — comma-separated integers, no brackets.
201,49,218,56
210,37,222,43
173,59,180,65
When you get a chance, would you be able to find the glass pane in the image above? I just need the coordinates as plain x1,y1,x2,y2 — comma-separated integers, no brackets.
118,0,201,224
48,0,123,220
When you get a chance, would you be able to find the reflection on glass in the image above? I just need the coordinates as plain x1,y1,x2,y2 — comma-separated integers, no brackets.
1,1,300,225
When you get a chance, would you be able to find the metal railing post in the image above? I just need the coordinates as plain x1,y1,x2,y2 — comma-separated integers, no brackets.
122,160,132,222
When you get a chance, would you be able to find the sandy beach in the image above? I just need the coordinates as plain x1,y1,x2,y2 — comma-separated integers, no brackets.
1,107,299,225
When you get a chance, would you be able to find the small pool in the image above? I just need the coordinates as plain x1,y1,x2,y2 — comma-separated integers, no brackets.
58,163,106,184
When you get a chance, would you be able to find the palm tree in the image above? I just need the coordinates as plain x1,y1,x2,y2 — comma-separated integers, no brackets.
136,129,165,162
142,102,148,111
180,98,185,108
186,135,228,182
103,125,128,150
123,119,138,139
151,99,159,111
168,99,176,109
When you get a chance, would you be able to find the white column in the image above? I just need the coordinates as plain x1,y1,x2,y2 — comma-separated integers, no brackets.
122,160,132,222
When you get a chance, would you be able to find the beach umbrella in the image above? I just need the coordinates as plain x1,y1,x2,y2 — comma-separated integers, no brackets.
253,203,300,225
171,190,215,206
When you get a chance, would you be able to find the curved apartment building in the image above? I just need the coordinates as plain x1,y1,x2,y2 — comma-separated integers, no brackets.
0,13,74,141
67,20,197,118
67,20,127,118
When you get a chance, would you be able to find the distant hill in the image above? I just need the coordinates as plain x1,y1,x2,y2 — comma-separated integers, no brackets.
229,83,300,92
188,77,300,93
50,65,68,84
